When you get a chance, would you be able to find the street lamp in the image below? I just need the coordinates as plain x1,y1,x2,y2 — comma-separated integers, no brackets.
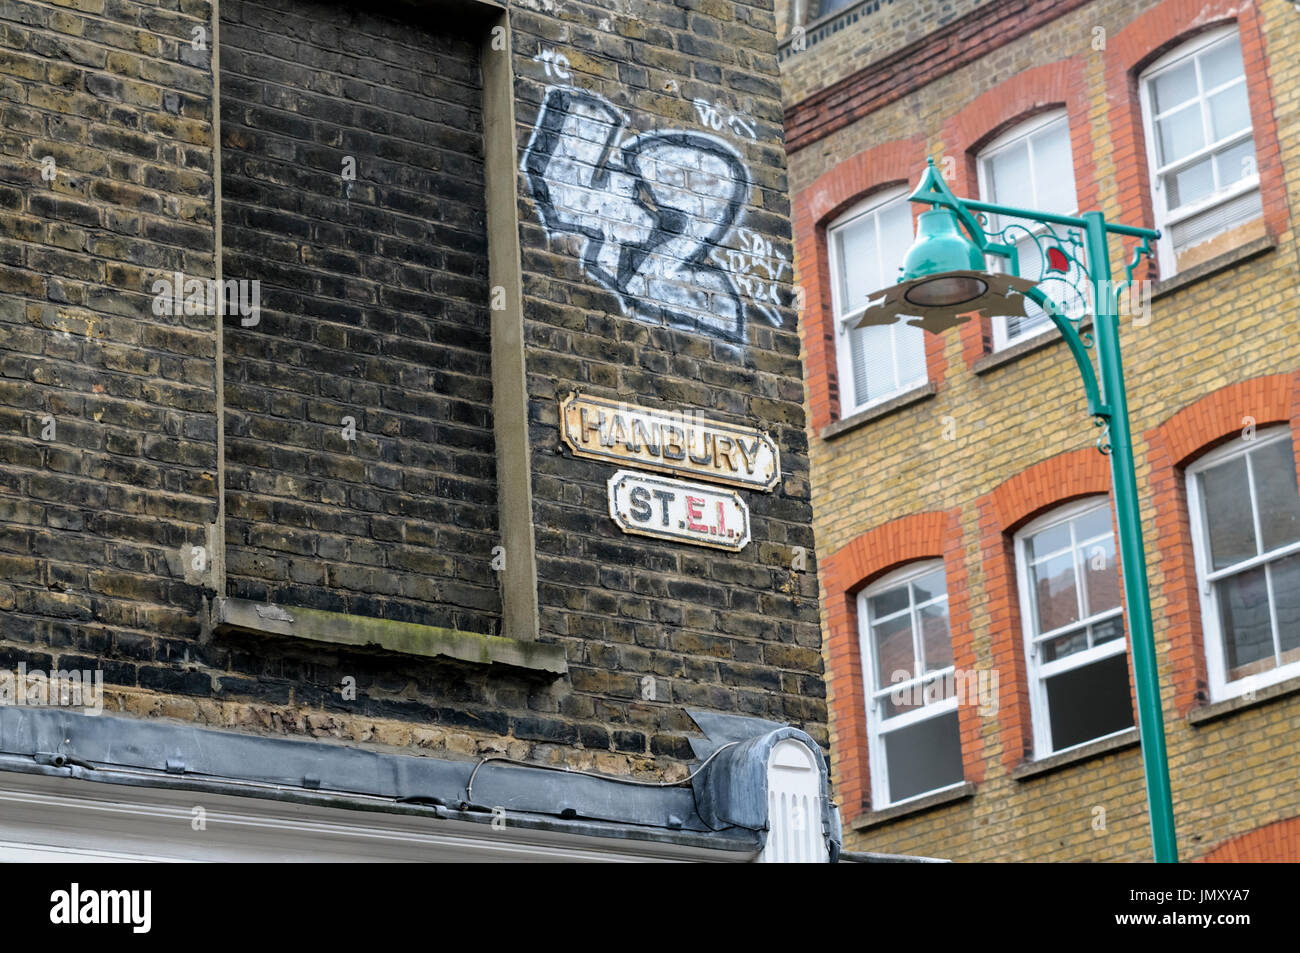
858,158,1178,864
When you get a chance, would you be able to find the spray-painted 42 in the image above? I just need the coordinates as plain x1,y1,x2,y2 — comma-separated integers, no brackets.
522,86,786,343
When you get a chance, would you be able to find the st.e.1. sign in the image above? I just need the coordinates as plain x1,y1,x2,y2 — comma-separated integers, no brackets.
607,470,751,552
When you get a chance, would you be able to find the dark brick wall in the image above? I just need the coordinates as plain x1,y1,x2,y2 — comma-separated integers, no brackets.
510,1,826,745
0,0,826,776
0,0,218,650
220,0,499,634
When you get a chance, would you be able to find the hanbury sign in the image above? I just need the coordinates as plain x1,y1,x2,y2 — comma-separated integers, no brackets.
607,470,751,551
560,393,780,491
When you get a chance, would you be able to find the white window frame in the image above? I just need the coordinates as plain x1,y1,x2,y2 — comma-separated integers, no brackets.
1138,24,1260,276
856,559,963,810
1186,427,1300,703
827,187,927,417
976,110,1081,351
1015,497,1132,759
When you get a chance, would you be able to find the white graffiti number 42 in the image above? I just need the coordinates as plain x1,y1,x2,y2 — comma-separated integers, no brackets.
522,87,784,343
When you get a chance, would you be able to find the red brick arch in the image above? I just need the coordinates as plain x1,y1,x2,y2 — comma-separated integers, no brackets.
989,447,1111,534
979,448,1113,771
1199,815,1300,862
820,507,979,819
1105,0,1289,281
1145,372,1298,714
793,136,937,430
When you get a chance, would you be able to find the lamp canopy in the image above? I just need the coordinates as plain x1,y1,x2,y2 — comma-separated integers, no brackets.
854,170,1042,335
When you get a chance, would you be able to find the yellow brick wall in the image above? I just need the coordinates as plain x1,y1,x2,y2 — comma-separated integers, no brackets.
786,0,1300,860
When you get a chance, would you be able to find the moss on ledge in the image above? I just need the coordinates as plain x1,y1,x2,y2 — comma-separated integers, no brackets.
212,598,566,676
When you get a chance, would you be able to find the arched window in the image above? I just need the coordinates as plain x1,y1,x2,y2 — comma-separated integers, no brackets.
827,187,927,416
1015,498,1134,757
857,560,963,807
1138,24,1261,276
976,110,1085,350
1187,426,1300,701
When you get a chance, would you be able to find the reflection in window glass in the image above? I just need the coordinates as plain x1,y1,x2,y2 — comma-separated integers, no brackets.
859,562,964,808
1018,500,1134,756
1191,430,1300,690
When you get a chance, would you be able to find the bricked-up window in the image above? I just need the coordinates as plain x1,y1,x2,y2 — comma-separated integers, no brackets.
857,561,963,807
1139,25,1262,276
1187,427,1300,702
1015,499,1134,756
219,0,499,633
976,111,1086,350
827,188,926,416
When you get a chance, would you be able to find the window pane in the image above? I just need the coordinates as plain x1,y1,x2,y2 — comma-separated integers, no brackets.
893,321,928,391
1208,83,1250,141
1167,158,1215,208
987,140,1030,205
1214,138,1257,188
1271,552,1300,661
883,710,963,803
1199,36,1244,90
879,683,922,719
921,672,956,706
1031,123,1076,215
817,0,859,16
1006,310,1051,342
1091,614,1125,647
1156,103,1204,166
1082,535,1122,615
1072,504,1113,544
835,217,877,312
1217,566,1275,680
872,612,915,689
919,602,953,672
1027,522,1071,562
1252,438,1300,553
1006,236,1051,339
910,567,947,604
1032,550,1080,632
1045,653,1134,751
876,199,913,283
849,323,894,405
868,583,908,620
1042,626,1089,663
1200,453,1257,569
1151,60,1196,113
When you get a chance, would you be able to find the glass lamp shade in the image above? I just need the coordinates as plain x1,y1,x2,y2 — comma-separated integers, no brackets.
903,274,989,307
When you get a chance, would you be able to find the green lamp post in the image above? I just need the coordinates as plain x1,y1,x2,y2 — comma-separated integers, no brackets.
858,158,1178,864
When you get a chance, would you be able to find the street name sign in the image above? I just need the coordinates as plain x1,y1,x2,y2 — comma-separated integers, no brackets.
607,470,751,552
561,393,780,491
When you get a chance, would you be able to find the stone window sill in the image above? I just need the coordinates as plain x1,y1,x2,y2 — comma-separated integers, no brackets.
1011,727,1139,781
212,597,567,676
1151,235,1276,301
1187,673,1300,726
848,781,975,832
820,382,938,441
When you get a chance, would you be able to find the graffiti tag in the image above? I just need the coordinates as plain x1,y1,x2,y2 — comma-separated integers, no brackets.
692,98,757,141
533,47,571,81
522,86,784,343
